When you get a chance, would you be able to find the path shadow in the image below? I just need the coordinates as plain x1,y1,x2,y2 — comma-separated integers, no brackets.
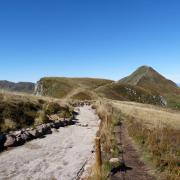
111,163,132,175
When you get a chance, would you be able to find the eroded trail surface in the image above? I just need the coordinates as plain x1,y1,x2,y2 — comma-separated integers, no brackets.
0,106,99,180
111,123,155,180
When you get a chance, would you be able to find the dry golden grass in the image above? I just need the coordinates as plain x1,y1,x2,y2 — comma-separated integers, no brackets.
112,100,180,130
0,91,72,132
36,77,113,99
88,100,122,179
111,100,180,180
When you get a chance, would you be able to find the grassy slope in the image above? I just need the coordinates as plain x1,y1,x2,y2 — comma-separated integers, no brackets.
119,66,180,109
0,92,71,132
112,100,180,180
95,82,164,106
112,100,180,129
36,77,113,99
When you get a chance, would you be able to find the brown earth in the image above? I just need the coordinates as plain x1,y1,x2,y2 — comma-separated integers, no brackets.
111,123,156,180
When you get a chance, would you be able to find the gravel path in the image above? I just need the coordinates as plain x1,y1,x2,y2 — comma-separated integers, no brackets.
0,106,100,180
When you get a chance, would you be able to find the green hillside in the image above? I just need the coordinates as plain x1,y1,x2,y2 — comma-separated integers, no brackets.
35,77,114,99
119,66,180,109
95,82,165,106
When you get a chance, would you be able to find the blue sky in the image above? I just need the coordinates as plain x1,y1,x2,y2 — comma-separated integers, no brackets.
0,0,180,82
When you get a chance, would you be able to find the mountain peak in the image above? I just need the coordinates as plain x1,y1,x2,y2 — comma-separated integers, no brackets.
119,65,178,93
135,65,157,75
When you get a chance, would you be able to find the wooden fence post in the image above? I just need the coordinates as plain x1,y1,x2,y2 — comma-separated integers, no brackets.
95,137,102,174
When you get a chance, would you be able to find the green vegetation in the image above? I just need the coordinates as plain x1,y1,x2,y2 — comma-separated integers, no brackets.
35,77,113,99
91,100,122,179
114,100,180,180
71,91,92,100
34,66,180,109
127,118,180,180
96,83,164,106
119,66,178,93
89,99,180,179
119,66,180,109
0,92,72,132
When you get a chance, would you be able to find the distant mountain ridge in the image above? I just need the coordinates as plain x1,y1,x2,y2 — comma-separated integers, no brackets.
0,80,35,93
34,66,180,109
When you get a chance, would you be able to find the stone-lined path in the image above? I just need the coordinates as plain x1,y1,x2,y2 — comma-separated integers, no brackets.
0,106,100,180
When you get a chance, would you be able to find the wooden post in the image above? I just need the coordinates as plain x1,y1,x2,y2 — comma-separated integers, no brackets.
95,137,102,174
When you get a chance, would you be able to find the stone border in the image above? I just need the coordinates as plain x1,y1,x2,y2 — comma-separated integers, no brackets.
0,119,76,152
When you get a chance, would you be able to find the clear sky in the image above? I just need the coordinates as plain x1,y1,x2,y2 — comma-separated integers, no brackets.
0,0,180,83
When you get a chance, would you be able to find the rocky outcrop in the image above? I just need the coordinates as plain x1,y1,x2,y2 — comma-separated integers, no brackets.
35,81,44,96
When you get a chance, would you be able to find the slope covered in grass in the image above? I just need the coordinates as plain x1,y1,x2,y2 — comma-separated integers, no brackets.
0,92,72,132
35,77,113,99
119,66,180,109
112,100,180,179
119,66,178,93
95,82,165,106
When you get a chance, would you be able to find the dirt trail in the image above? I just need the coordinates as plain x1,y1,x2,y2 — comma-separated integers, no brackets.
111,123,156,180
0,106,100,180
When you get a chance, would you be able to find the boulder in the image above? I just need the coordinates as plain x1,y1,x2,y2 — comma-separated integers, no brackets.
109,158,120,164
4,134,17,147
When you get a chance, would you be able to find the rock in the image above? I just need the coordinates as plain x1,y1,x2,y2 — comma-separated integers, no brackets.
29,129,40,138
109,158,120,164
46,123,51,128
21,131,34,141
37,125,45,136
16,136,25,146
68,120,75,125
54,121,62,129
78,123,88,127
13,131,22,136
0,133,6,150
4,134,17,147
37,124,52,136
63,120,68,126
